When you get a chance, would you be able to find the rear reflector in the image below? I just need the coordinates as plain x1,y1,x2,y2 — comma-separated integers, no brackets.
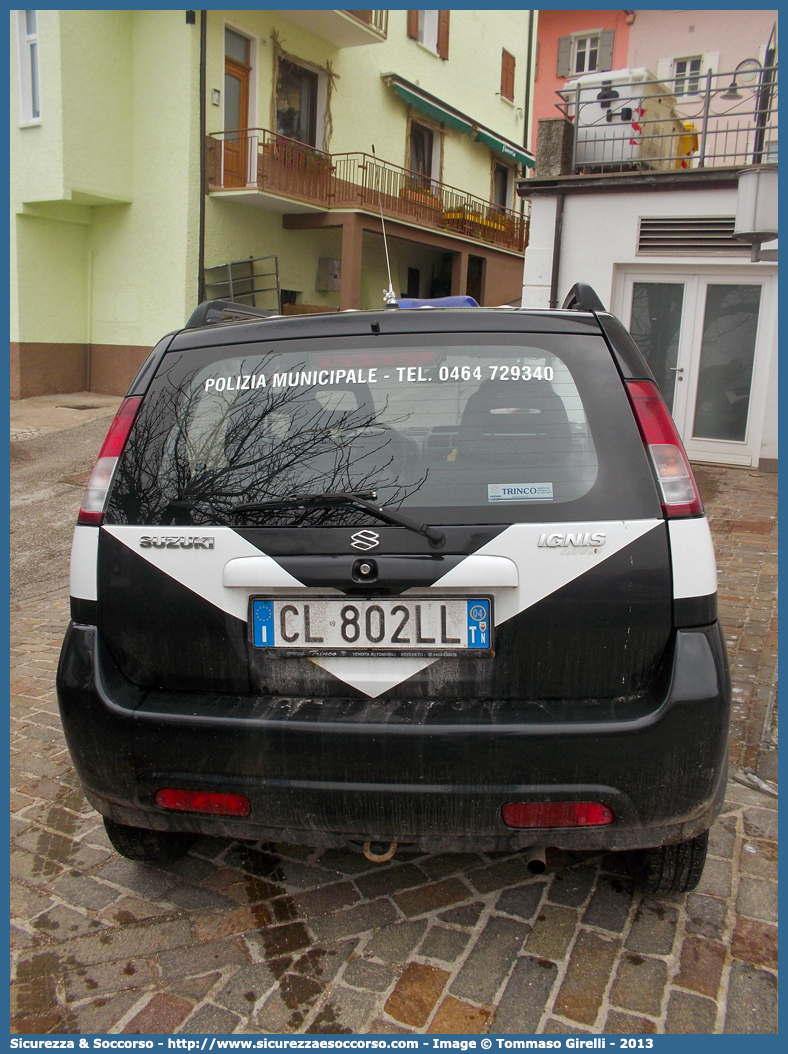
77,397,143,526
155,789,251,817
502,801,614,829
624,380,703,517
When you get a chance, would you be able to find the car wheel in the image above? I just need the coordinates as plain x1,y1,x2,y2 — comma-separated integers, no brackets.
103,818,196,865
628,830,709,893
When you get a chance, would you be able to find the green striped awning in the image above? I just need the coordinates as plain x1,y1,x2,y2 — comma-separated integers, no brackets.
387,81,474,136
474,127,534,169
382,74,535,170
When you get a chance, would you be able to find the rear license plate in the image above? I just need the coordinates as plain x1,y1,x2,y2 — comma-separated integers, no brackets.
251,597,492,655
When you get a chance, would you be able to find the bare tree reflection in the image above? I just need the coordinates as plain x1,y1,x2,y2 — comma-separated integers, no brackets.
108,352,429,527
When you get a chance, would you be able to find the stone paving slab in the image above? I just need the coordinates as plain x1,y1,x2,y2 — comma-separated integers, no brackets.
10,393,122,441
10,466,777,1035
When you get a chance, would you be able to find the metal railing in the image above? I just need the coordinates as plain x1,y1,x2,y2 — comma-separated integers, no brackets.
556,65,778,173
206,129,333,205
345,10,388,37
207,130,527,253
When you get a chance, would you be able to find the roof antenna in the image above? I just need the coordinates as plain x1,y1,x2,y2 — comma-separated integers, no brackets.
371,144,398,308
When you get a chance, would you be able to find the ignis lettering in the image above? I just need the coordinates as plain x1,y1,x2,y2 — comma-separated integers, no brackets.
537,532,606,548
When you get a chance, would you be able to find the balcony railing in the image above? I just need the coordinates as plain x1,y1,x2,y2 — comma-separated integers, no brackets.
207,129,527,253
556,65,778,173
345,10,388,37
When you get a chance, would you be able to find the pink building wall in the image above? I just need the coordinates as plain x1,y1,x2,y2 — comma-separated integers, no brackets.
531,10,631,153
531,9,778,155
626,9,778,76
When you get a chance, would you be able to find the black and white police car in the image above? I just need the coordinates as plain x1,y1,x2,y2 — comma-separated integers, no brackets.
57,286,730,892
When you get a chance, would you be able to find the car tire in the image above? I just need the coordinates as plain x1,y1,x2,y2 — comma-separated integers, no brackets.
103,818,196,865
628,830,709,893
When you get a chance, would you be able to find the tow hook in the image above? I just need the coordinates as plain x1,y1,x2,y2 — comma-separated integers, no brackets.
525,845,547,874
363,841,397,863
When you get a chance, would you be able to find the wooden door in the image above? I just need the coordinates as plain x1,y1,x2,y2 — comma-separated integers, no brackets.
224,38,251,187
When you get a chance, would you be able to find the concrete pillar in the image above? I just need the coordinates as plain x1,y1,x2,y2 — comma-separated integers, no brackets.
535,118,575,177
521,195,558,308
339,215,364,310
451,251,469,297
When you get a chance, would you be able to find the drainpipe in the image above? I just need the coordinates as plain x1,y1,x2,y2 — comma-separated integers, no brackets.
523,10,535,154
198,10,207,304
86,248,96,392
548,193,564,308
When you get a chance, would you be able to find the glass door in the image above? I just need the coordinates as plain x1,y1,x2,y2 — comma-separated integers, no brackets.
690,283,760,444
627,280,687,415
622,272,773,467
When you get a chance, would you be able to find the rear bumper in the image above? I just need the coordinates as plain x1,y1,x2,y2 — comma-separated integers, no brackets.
56,623,731,852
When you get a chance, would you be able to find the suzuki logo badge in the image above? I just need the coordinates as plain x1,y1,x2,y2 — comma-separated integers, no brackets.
350,529,380,551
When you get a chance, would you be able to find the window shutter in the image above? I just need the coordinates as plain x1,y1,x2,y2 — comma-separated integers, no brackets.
556,36,571,77
407,11,418,40
597,29,615,71
437,11,450,60
655,58,672,83
501,49,516,101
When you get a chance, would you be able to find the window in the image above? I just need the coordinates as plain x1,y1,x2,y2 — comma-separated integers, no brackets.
492,164,510,209
115,337,606,527
407,10,450,60
673,56,702,96
409,120,437,190
276,59,318,146
501,49,516,102
17,10,40,124
573,33,599,75
655,52,718,93
556,30,613,78
406,267,421,298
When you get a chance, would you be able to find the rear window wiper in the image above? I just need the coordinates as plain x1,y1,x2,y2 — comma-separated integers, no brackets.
235,491,445,548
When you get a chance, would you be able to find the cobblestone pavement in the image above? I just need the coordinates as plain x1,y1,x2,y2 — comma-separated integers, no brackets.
10,464,777,1036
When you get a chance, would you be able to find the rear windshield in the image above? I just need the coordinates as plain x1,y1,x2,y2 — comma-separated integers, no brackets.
107,332,660,526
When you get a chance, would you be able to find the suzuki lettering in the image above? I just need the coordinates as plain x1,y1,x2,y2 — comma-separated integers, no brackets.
139,536,215,550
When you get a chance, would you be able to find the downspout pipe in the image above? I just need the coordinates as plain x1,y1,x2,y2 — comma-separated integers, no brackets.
548,193,564,309
198,10,207,304
523,10,535,155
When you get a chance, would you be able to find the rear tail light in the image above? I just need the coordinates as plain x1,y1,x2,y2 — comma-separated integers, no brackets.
155,789,251,817
77,397,143,526
502,801,614,829
625,380,703,517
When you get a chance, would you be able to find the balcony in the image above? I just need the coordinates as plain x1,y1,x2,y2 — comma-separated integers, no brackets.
273,10,387,47
207,129,527,254
556,64,778,173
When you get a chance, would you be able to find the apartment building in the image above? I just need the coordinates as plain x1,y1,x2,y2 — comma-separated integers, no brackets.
11,9,536,397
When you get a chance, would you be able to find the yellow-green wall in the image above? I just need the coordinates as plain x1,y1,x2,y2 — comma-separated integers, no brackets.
88,11,201,347
15,214,89,343
205,198,343,309
11,10,201,347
